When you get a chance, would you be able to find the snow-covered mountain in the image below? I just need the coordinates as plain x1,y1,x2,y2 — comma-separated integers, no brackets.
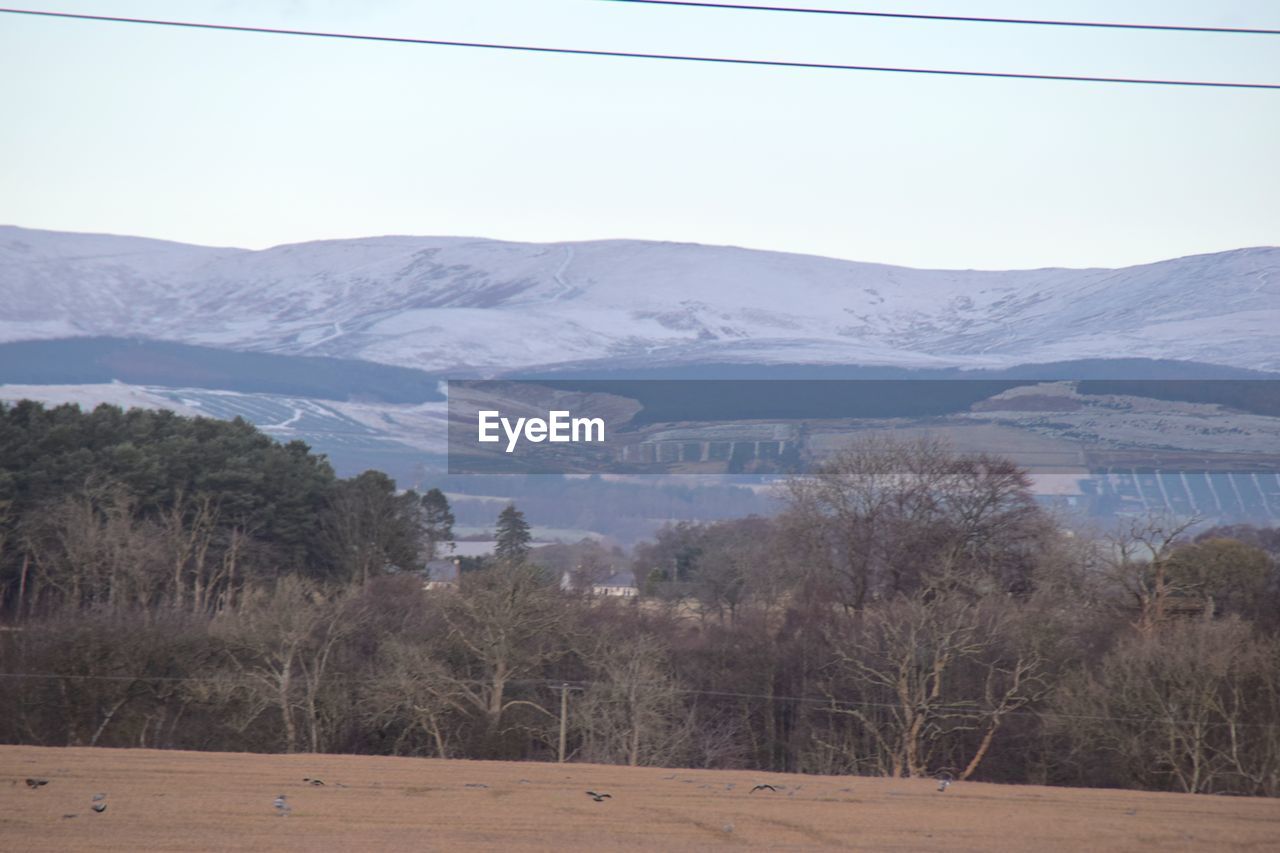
2,225,1277,374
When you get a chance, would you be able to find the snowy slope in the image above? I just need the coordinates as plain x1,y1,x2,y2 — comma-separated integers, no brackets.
0,382,447,457
2,225,1277,374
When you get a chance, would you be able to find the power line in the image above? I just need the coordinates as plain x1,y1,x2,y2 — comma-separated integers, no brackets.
603,0,1280,36
2,671,1276,730
0,7,1277,90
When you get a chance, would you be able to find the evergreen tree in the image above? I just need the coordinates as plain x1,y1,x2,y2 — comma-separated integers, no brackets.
322,470,423,584
420,488,455,562
493,503,531,564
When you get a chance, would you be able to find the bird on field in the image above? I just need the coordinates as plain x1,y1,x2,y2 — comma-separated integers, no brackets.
750,784,777,793
274,794,290,817
91,793,107,813
935,771,954,793
26,778,49,789
303,777,325,786
586,791,612,802
723,823,734,834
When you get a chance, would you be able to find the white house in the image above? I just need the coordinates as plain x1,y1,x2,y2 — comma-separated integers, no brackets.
560,568,638,598
591,570,638,598
423,557,461,590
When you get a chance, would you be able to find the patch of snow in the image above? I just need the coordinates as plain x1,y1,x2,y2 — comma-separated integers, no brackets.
2,226,1277,374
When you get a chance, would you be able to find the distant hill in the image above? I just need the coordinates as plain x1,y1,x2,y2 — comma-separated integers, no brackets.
4,226,1278,534
0,337,444,403
3,225,1277,375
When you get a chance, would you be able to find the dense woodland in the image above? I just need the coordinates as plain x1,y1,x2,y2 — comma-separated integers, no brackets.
2,401,1279,797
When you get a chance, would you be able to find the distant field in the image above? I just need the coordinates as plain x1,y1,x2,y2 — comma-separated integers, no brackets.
809,421,1088,473
3,746,1277,851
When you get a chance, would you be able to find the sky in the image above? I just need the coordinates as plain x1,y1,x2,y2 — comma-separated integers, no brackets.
1,0,1278,270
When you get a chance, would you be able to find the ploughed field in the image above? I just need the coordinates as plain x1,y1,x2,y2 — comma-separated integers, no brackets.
2,745,1277,851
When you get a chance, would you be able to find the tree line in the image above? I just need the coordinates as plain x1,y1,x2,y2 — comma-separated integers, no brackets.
0,400,454,614
1,402,1278,796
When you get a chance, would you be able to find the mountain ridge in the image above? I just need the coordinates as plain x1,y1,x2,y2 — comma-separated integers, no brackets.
6,223,1274,272
3,225,1277,375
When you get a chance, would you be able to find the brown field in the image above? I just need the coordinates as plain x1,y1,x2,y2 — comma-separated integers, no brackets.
807,422,1088,474
2,746,1278,851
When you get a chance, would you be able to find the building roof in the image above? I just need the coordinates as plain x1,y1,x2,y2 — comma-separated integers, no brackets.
592,570,637,589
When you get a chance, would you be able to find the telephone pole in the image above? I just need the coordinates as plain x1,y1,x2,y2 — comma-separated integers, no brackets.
553,682,582,763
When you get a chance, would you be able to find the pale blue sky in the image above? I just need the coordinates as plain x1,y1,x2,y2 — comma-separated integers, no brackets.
1,0,1277,268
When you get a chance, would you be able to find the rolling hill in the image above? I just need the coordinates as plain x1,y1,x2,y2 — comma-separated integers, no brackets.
3,225,1277,376
4,226,1278,533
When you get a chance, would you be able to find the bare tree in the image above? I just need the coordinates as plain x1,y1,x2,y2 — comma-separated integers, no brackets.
4,610,207,748
1053,617,1280,795
1166,537,1273,620
438,562,565,751
212,577,358,753
822,592,1048,779
783,436,1047,610
364,636,467,757
575,630,689,766
23,486,167,612
156,490,219,613
1101,515,1199,634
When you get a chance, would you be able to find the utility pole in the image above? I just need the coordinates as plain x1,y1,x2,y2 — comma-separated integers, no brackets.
553,682,582,763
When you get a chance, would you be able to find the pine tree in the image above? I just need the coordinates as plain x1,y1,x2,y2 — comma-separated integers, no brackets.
494,503,532,564
420,488,455,562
